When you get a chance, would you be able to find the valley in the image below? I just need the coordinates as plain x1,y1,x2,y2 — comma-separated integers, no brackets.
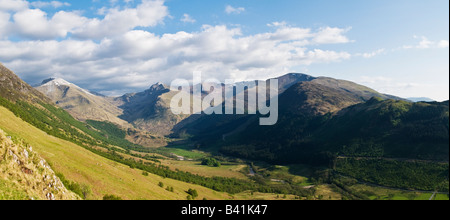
1,63,448,200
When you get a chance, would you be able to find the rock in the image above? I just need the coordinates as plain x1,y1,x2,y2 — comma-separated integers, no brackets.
21,167,34,175
46,193,55,200
23,149,29,159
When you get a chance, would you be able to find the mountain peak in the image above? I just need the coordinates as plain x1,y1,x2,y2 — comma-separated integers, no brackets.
40,78,72,87
149,82,168,91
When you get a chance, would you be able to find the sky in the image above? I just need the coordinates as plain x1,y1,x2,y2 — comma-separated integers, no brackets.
0,0,448,100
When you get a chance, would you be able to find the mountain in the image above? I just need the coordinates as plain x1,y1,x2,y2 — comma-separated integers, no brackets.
0,128,79,200
314,98,449,161
113,83,198,136
219,97,449,164
174,74,448,166
1,64,151,154
0,64,50,103
35,78,130,128
176,74,403,143
408,97,436,102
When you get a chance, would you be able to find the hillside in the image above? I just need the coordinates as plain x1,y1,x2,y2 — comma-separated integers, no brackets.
0,106,243,200
0,64,50,103
35,78,130,128
0,128,79,200
219,97,449,165
1,64,310,199
315,98,449,161
180,75,398,148
114,83,198,136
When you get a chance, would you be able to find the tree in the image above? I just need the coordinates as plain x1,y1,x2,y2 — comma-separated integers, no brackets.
201,158,221,167
187,188,198,199
103,194,122,200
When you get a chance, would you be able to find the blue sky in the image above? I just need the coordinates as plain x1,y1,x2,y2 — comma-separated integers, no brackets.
0,0,448,100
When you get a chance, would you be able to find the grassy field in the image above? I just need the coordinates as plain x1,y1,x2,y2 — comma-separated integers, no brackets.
0,106,245,200
348,184,449,200
434,194,449,200
251,163,314,186
161,159,249,180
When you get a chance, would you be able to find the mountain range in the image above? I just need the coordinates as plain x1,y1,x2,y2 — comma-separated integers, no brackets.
1,63,448,199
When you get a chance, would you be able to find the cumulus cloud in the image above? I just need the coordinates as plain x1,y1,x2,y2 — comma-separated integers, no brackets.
0,0,29,12
4,0,168,40
0,1,353,96
312,27,352,44
225,5,245,14
72,0,168,39
0,22,353,95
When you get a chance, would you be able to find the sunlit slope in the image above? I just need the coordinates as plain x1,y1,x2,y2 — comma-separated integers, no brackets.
35,78,130,128
0,106,234,200
0,129,80,200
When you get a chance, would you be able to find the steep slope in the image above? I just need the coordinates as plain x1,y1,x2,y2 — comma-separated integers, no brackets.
0,128,80,200
114,83,196,136
0,106,236,200
180,74,397,148
0,64,50,103
220,97,449,165
35,78,130,128
311,77,399,101
315,98,449,161
173,73,317,138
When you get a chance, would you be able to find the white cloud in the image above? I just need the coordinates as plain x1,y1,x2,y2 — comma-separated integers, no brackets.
0,23,353,93
180,13,195,23
356,48,385,58
0,0,29,12
11,9,86,39
4,0,168,40
438,40,449,48
403,36,449,49
312,27,352,44
0,11,11,39
30,1,70,9
225,5,245,14
72,0,168,39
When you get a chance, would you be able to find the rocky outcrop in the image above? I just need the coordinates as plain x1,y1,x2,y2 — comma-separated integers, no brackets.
0,129,80,200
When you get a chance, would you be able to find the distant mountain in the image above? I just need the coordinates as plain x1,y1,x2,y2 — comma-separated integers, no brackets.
1,64,150,152
408,97,436,102
35,78,130,127
176,74,403,142
113,83,199,136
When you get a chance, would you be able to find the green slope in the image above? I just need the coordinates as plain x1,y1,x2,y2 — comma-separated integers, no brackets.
0,106,237,200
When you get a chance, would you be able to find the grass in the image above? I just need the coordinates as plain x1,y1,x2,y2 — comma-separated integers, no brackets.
163,147,206,160
347,184,447,200
0,106,239,200
160,159,249,180
434,194,449,200
1,128,79,200
251,163,314,186
0,179,29,200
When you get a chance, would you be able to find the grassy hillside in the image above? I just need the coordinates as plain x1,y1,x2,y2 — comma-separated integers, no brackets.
0,106,244,200
1,128,79,200
316,98,449,161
